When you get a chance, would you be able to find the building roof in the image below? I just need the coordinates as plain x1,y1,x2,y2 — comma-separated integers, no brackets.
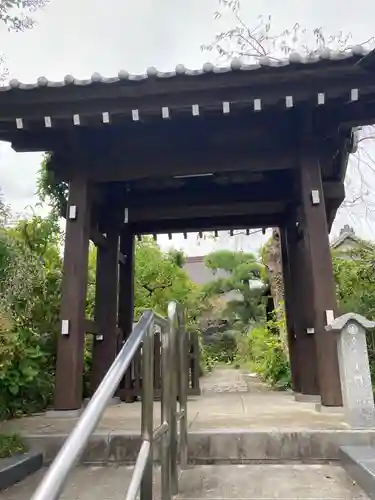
0,47,370,92
330,225,372,251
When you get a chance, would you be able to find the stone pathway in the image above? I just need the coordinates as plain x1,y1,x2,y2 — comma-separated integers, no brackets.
200,366,270,394
0,367,347,436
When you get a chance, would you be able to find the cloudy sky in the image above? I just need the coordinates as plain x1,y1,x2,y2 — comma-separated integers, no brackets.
1,0,375,255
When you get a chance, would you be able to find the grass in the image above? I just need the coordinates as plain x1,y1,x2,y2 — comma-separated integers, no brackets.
0,432,27,459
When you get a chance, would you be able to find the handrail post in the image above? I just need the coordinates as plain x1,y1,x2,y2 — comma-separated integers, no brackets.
161,317,172,500
168,302,179,496
140,316,154,500
178,307,188,470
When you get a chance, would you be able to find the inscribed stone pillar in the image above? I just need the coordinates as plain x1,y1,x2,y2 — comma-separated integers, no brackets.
298,145,342,407
54,177,91,411
326,313,375,428
90,226,120,395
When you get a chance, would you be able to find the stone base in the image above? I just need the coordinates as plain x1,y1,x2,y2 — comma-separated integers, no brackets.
45,408,83,418
315,403,344,414
294,393,321,403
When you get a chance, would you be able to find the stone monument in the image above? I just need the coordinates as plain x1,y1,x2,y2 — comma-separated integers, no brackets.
326,313,375,428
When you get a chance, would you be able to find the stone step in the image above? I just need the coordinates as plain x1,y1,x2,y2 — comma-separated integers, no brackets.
0,451,43,492
25,429,375,465
0,464,368,499
340,445,375,500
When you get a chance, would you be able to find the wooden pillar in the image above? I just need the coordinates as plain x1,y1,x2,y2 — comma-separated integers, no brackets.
298,145,342,407
90,225,120,395
279,226,301,393
118,223,136,401
284,219,319,397
54,178,91,411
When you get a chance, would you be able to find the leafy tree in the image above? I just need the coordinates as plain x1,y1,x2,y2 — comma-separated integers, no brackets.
1,0,50,31
0,221,56,419
333,243,375,319
202,250,265,328
135,237,197,319
0,0,51,82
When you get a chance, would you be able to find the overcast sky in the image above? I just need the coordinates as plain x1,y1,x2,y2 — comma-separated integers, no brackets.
1,0,375,255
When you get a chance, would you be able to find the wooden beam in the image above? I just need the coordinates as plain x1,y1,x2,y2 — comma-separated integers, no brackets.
315,98,375,129
84,319,98,334
90,227,107,248
125,179,293,207
54,177,91,411
131,201,287,222
90,227,120,395
298,145,342,406
133,213,285,234
323,181,345,201
53,147,295,183
355,48,375,70
121,179,342,210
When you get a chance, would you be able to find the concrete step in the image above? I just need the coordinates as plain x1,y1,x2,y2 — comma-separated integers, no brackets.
340,445,375,499
0,464,369,499
25,429,375,465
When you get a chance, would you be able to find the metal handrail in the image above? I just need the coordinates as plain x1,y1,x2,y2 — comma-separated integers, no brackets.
30,301,188,500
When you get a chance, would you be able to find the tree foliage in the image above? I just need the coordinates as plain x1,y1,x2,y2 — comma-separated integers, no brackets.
0,194,199,419
202,250,265,327
135,238,197,319
333,244,375,319
0,0,50,31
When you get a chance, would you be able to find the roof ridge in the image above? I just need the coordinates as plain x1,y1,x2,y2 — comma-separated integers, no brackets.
1,46,369,93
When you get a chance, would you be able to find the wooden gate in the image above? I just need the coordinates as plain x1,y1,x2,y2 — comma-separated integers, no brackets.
119,330,201,402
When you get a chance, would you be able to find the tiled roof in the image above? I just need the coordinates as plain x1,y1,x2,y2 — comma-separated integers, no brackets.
0,46,370,92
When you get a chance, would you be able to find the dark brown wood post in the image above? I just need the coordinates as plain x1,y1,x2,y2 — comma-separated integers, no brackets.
279,225,301,394
118,220,136,401
298,145,342,407
90,225,120,395
54,177,91,411
284,218,320,397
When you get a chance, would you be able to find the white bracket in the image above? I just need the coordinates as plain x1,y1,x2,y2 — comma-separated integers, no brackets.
16,118,23,129
132,109,139,121
306,327,315,335
61,320,69,336
222,102,230,114
162,107,170,119
254,98,262,111
192,104,199,116
44,116,52,128
124,207,129,223
102,112,110,123
325,310,335,325
311,189,320,205
96,334,104,341
73,114,80,126
285,96,293,108
68,205,77,220
350,88,359,102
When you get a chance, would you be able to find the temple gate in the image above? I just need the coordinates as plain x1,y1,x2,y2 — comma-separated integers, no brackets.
1,48,375,411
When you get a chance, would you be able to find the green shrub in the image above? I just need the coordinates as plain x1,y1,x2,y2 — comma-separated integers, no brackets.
0,323,54,420
235,325,291,389
0,432,26,458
